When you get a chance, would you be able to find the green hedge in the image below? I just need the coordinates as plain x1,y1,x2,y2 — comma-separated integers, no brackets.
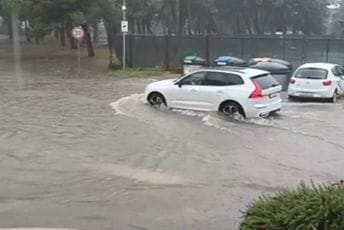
241,182,344,230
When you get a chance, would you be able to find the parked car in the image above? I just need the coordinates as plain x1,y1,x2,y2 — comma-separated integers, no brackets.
145,67,282,118
288,63,344,102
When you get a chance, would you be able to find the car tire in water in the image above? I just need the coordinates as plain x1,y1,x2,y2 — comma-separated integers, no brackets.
219,101,245,119
288,95,296,102
329,91,337,103
148,92,166,107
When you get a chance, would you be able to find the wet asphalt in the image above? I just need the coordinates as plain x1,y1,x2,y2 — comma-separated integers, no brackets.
1,44,344,230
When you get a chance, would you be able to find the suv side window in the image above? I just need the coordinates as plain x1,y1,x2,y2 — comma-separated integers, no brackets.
181,71,207,85
203,72,244,86
224,73,244,85
203,72,227,86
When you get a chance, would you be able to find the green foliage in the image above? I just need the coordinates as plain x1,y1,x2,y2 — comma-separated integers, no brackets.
29,17,54,44
112,67,165,78
69,11,86,25
0,0,25,11
214,0,327,35
0,0,331,37
241,182,344,230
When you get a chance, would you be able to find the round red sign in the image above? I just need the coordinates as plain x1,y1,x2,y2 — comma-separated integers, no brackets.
71,27,84,40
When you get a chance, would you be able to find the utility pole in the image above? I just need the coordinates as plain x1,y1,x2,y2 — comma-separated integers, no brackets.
122,0,127,71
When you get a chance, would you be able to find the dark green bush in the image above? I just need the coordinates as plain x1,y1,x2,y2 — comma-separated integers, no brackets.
241,182,344,230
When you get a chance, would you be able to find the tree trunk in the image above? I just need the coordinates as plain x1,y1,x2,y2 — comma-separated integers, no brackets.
253,9,262,34
24,21,31,42
93,22,99,43
59,23,66,46
236,13,241,34
69,37,77,49
176,0,182,35
187,0,192,34
244,14,252,35
81,24,95,57
65,22,77,49
4,16,13,39
35,37,40,44
104,23,115,69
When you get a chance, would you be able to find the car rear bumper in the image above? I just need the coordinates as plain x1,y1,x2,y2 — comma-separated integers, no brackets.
288,87,334,98
245,98,282,118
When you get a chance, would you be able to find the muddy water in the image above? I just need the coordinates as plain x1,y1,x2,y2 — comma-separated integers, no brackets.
1,61,344,229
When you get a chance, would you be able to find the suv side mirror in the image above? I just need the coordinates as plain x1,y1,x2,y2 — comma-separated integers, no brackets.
178,81,183,88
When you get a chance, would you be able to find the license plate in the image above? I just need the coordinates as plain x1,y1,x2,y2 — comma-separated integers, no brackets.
217,62,227,65
299,92,313,97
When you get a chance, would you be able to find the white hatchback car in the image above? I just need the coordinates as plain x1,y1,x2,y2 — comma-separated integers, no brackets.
288,63,344,102
145,67,282,118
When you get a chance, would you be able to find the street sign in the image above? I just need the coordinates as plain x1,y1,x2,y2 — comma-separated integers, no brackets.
121,20,128,33
71,26,84,41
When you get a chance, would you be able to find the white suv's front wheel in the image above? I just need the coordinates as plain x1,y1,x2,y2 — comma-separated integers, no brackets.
148,92,166,107
219,101,245,119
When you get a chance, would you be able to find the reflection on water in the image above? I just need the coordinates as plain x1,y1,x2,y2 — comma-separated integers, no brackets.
11,10,23,87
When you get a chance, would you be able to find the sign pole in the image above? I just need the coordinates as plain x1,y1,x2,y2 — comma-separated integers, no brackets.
77,39,81,76
123,32,126,71
122,0,127,71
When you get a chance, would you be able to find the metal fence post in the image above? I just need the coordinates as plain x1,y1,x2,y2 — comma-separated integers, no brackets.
240,38,245,59
164,35,170,70
205,35,210,65
128,34,133,68
282,37,286,59
326,39,330,62
303,39,308,63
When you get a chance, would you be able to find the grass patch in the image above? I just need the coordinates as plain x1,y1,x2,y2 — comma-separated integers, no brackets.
111,67,166,78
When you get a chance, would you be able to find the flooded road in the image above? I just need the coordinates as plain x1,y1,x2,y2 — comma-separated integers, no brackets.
1,52,344,229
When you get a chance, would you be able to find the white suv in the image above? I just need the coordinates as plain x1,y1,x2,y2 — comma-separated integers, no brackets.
145,67,282,118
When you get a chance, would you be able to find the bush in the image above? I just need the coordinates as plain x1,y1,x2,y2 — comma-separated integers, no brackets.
241,182,344,230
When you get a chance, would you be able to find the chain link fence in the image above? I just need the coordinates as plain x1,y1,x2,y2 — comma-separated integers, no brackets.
113,35,344,70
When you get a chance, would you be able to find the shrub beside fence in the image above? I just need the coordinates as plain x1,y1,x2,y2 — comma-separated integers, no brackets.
113,34,344,71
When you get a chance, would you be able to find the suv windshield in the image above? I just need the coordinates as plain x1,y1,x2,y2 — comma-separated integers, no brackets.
295,68,328,79
252,74,280,89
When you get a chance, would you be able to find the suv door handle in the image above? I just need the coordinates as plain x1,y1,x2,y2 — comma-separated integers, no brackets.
217,90,224,94
191,89,197,92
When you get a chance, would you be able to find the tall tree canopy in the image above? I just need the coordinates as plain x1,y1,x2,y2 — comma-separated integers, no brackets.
0,0,335,68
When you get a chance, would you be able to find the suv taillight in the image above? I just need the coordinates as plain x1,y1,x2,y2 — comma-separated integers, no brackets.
323,80,332,86
250,80,264,99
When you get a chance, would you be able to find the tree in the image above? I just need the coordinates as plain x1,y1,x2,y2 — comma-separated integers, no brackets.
90,0,121,68
214,0,328,35
0,0,25,39
156,0,216,35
